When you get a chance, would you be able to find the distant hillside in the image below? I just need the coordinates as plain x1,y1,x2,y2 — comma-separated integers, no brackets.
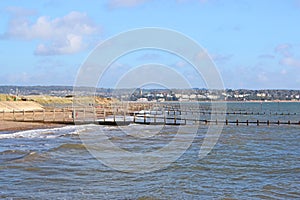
0,85,113,97
0,85,73,96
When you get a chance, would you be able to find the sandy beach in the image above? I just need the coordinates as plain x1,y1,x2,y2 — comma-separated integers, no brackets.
0,120,67,132
0,101,75,132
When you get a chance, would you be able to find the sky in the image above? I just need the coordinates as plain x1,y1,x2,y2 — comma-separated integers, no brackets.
0,0,300,89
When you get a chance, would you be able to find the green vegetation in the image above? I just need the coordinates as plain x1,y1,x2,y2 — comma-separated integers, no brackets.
0,94,16,101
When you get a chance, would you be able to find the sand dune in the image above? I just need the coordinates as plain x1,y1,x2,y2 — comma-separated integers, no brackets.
0,101,44,112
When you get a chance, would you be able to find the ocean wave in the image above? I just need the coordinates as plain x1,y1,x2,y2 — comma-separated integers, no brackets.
51,143,87,151
0,124,98,139
0,150,48,163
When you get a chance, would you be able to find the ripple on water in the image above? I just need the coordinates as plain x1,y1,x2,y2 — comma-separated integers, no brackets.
0,104,299,199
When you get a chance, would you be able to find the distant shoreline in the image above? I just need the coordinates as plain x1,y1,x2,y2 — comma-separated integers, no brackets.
215,100,300,103
174,100,300,103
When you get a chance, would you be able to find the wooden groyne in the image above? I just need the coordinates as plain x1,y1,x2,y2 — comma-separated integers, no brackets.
0,107,75,124
1,102,300,126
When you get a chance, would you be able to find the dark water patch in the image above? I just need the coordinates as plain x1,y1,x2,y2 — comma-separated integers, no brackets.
0,149,29,162
51,143,86,152
7,151,49,163
24,167,41,172
0,131,14,134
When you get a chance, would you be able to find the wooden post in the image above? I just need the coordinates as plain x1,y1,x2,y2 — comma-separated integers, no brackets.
123,110,126,123
246,120,249,126
113,109,116,123
277,120,280,125
174,114,177,124
83,108,86,122
133,113,136,123
288,120,290,125
53,109,56,122
257,120,259,126
72,108,75,121
236,119,239,126
43,109,45,122
267,120,270,126
104,109,106,122
226,119,228,125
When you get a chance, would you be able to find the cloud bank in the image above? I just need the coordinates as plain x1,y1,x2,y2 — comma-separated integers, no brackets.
107,0,149,8
1,8,100,55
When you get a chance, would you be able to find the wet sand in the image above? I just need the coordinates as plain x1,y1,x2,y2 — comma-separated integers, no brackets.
0,120,67,132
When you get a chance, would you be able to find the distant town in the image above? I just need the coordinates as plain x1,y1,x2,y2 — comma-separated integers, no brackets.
1,86,300,102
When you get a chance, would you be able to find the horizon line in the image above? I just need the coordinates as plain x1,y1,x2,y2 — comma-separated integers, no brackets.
0,85,300,91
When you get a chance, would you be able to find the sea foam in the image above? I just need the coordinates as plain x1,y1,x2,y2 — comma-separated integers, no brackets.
0,124,98,139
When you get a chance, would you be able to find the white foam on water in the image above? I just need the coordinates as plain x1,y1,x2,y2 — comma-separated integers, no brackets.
0,124,98,139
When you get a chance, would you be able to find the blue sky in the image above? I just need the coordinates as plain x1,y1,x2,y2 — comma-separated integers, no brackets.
0,0,300,89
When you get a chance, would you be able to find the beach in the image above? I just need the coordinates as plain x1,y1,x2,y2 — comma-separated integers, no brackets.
0,120,66,131
0,101,69,131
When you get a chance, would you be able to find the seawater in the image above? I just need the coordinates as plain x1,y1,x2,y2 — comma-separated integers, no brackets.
0,102,299,199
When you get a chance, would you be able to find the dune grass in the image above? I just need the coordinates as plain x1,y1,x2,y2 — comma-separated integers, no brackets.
0,94,115,105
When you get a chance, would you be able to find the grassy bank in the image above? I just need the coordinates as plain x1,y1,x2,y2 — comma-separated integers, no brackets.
0,94,115,106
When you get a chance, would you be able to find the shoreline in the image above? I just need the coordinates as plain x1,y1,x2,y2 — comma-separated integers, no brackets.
0,120,68,132
1,100,299,132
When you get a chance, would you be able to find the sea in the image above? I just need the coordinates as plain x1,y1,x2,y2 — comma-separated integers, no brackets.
0,102,299,199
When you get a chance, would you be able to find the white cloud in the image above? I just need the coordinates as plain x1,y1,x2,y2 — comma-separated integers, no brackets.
2,9,100,55
258,54,275,59
175,60,189,68
280,57,300,68
137,53,162,61
275,43,300,68
257,71,269,82
107,0,212,9
176,0,211,4
280,69,287,75
108,0,149,8
211,53,233,63
275,43,292,57
35,34,84,55
5,6,36,17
